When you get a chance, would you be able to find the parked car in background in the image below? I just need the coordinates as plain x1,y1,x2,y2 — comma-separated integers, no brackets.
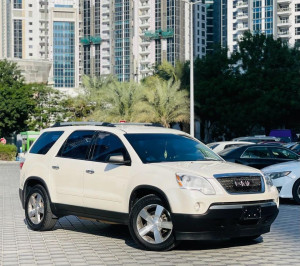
262,160,300,204
219,144,300,169
269,129,298,143
290,143,300,155
207,141,254,154
232,136,280,143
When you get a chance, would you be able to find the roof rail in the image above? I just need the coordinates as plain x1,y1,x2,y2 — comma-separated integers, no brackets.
51,122,114,127
112,123,163,127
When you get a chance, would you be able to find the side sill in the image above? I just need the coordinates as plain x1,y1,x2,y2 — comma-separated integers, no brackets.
53,203,129,225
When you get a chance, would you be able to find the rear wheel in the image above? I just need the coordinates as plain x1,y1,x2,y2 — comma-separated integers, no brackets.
25,185,57,231
129,195,176,251
292,179,300,205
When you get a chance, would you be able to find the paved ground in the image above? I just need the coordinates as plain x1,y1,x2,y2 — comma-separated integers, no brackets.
0,162,300,266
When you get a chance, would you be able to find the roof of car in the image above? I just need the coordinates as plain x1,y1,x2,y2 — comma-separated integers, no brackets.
43,123,186,135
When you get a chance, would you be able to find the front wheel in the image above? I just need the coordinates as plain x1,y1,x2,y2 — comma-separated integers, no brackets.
292,179,300,205
129,195,176,251
25,185,57,231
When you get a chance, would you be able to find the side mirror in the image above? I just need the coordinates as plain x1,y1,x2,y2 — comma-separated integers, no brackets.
106,153,131,165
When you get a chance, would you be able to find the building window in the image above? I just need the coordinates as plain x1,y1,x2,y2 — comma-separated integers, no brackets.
296,16,300,24
29,22,33,25
296,4,300,12
53,21,75,88
29,37,33,41
14,0,22,9
13,20,22,58
296,27,300,35
29,53,33,56
29,4,32,7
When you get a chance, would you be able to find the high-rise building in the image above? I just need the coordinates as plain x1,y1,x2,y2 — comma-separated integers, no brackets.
80,0,207,82
0,0,11,59
206,0,215,52
219,0,300,52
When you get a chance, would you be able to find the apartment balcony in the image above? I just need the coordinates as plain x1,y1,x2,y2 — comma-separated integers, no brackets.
102,60,110,66
102,8,110,15
237,13,248,20
140,12,150,19
140,49,150,55
102,34,110,40
139,2,150,10
277,7,291,15
237,1,248,9
102,53,110,59
277,19,291,27
140,39,151,46
102,16,110,24
102,1,110,7
278,30,290,38
140,68,152,74
277,0,291,3
140,57,151,64
140,23,150,29
237,24,249,32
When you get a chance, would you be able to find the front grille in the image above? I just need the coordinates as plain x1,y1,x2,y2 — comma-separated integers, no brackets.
216,175,263,194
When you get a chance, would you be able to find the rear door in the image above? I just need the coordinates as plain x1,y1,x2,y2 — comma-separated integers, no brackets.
50,130,96,207
269,147,299,164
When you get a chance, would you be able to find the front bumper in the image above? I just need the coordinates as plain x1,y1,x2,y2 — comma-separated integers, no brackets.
172,201,278,240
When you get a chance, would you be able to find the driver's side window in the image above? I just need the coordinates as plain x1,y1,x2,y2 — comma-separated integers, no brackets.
90,132,130,162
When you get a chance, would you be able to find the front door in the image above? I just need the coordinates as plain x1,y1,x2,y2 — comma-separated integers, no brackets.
83,132,131,213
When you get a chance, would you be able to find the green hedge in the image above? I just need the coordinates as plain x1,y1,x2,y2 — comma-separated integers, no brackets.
0,144,17,161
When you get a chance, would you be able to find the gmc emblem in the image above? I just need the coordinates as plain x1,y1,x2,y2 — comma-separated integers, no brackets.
234,180,251,187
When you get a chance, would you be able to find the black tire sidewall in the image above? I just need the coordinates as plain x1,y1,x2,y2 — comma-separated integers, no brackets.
292,179,300,204
25,185,50,231
129,195,176,251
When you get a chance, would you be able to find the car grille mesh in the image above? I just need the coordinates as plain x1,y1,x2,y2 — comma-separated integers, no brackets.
216,175,263,194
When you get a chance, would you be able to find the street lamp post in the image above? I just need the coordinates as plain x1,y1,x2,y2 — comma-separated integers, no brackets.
182,0,202,137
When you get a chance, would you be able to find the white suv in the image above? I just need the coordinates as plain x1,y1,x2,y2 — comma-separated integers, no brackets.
19,122,279,251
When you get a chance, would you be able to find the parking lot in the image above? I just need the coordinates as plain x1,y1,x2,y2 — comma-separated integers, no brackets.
0,162,300,266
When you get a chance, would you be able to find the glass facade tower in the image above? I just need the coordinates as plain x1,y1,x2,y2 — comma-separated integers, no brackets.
53,22,75,88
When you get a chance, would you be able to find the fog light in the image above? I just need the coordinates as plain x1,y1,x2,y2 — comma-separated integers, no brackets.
194,202,200,211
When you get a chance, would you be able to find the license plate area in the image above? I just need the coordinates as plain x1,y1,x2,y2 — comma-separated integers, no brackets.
242,205,261,220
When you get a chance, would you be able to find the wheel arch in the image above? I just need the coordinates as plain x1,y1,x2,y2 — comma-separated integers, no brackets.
129,185,172,213
23,177,52,207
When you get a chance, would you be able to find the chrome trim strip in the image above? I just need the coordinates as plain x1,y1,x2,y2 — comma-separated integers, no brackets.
210,202,276,210
213,173,262,178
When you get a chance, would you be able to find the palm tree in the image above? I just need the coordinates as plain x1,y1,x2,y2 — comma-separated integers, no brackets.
88,81,141,122
134,78,190,128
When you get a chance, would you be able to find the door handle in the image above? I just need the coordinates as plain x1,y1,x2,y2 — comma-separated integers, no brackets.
52,166,59,170
86,169,94,174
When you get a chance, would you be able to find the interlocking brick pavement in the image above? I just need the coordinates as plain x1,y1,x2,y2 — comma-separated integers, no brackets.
0,162,299,265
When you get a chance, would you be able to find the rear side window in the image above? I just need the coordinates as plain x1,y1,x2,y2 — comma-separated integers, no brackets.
30,131,64,155
58,130,95,160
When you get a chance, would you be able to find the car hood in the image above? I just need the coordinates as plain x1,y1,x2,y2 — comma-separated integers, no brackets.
151,161,261,179
262,160,300,173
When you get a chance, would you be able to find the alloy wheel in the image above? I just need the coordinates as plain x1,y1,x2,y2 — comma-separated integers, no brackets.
27,192,45,224
136,204,173,244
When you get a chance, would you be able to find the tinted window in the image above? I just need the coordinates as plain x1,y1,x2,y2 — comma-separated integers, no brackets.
270,148,299,160
59,131,95,160
241,147,271,159
30,131,63,155
125,134,221,163
90,132,129,162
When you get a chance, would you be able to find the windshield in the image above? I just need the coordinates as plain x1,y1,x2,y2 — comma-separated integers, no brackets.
124,133,222,163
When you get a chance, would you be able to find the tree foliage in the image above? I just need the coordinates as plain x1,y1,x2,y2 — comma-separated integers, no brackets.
194,32,300,141
135,78,190,128
0,60,34,136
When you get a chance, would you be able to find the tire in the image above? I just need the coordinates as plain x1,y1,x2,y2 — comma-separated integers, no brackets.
25,185,57,231
292,179,300,205
128,194,176,251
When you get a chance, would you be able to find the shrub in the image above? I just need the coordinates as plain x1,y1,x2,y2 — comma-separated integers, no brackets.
0,144,17,161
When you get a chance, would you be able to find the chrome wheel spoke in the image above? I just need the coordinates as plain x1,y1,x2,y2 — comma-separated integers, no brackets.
29,196,36,207
39,207,44,214
159,221,173,230
153,227,163,244
36,194,42,205
29,209,36,218
139,208,154,223
154,205,164,222
138,224,153,237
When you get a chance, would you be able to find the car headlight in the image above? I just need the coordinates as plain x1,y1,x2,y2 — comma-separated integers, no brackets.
264,174,274,189
176,173,216,195
265,171,291,180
